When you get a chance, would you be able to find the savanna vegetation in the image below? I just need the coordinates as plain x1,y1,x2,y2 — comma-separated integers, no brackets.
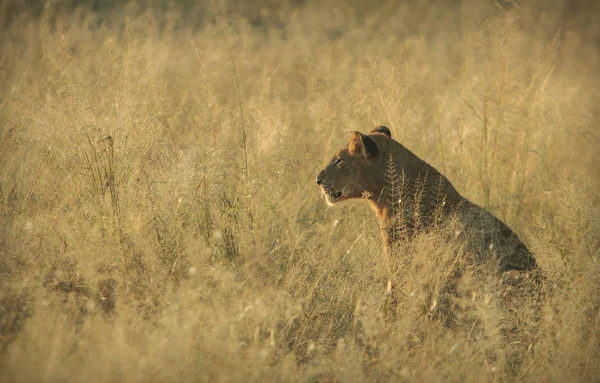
0,0,599,381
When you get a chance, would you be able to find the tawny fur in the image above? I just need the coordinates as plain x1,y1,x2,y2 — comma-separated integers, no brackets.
317,126,536,272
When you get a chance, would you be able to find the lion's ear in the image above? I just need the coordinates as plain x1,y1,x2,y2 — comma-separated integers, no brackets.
370,125,391,138
349,131,379,158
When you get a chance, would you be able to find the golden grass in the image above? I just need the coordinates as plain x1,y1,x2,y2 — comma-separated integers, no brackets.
0,1,599,382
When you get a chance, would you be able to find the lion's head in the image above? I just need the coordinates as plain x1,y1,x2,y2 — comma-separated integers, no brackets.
316,126,392,206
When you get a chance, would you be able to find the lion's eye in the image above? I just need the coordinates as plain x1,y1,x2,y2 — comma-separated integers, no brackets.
333,158,342,166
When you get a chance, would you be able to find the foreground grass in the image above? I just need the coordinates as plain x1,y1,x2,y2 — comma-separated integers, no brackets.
0,1,599,382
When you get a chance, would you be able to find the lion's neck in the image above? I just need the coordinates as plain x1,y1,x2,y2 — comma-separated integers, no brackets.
368,192,405,254
367,178,463,253
368,193,394,222
363,143,466,253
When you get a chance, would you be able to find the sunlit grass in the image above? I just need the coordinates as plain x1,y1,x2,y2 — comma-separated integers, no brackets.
0,1,599,382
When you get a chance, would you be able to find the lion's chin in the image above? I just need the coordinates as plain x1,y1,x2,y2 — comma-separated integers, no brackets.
325,195,340,206
322,189,343,206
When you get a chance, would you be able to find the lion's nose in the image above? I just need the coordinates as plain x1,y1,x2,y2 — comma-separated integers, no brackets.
316,170,324,185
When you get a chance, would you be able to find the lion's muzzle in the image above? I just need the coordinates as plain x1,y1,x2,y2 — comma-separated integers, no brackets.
316,170,324,185
317,166,342,205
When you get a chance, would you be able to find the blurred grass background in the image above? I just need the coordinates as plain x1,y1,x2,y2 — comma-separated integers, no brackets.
0,0,599,381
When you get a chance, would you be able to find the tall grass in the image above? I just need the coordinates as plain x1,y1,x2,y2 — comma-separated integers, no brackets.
1,1,599,382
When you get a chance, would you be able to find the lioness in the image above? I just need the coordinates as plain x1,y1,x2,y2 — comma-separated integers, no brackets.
316,126,536,272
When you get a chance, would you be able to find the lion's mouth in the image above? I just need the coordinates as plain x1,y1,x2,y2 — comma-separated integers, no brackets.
321,187,343,205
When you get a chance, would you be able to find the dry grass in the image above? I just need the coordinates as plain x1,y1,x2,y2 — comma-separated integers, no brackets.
1,1,599,382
